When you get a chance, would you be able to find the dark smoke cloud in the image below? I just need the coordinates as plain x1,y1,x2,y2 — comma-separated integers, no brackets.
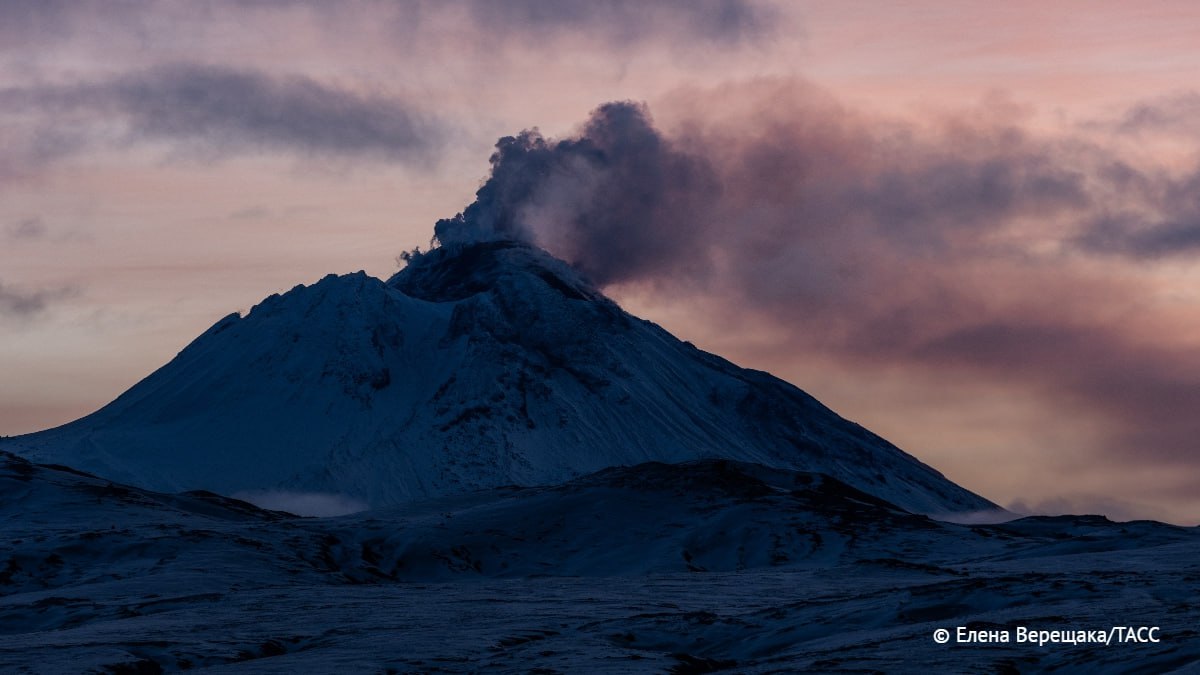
0,64,440,167
1074,166,1200,258
1112,91,1200,138
430,83,1200,490
434,102,719,285
0,0,87,49
1070,92,1200,258
1080,214,1200,258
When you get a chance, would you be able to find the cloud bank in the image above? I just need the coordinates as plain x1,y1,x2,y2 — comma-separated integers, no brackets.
428,83,1200,515
0,0,775,52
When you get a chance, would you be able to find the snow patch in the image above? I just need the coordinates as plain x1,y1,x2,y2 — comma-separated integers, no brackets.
234,490,369,517
926,509,1018,525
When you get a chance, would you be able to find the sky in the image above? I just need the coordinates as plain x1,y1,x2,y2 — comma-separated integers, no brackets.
2,0,1199,523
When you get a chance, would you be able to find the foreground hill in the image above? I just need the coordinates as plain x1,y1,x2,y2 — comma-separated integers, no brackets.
2,451,1196,673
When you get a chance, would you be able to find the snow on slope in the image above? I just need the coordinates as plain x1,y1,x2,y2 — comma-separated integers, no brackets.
6,240,992,513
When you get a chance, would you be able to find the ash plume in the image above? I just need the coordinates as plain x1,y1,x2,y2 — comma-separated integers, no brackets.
423,83,1200,520
432,101,719,285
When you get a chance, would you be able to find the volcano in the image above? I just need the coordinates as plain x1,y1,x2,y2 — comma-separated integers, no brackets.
8,241,1200,675
7,240,991,514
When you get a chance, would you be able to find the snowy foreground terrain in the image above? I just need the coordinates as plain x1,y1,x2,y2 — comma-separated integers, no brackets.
4,241,1198,672
3,451,1198,673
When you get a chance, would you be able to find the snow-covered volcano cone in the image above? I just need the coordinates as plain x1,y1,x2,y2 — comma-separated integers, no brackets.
6,240,993,514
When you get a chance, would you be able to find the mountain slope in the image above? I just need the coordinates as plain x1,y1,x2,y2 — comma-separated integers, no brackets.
6,240,992,513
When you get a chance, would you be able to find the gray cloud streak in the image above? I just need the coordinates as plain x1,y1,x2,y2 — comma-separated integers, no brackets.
106,64,439,161
0,0,775,55
0,281,78,319
460,0,776,46
6,218,48,240
0,64,442,166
